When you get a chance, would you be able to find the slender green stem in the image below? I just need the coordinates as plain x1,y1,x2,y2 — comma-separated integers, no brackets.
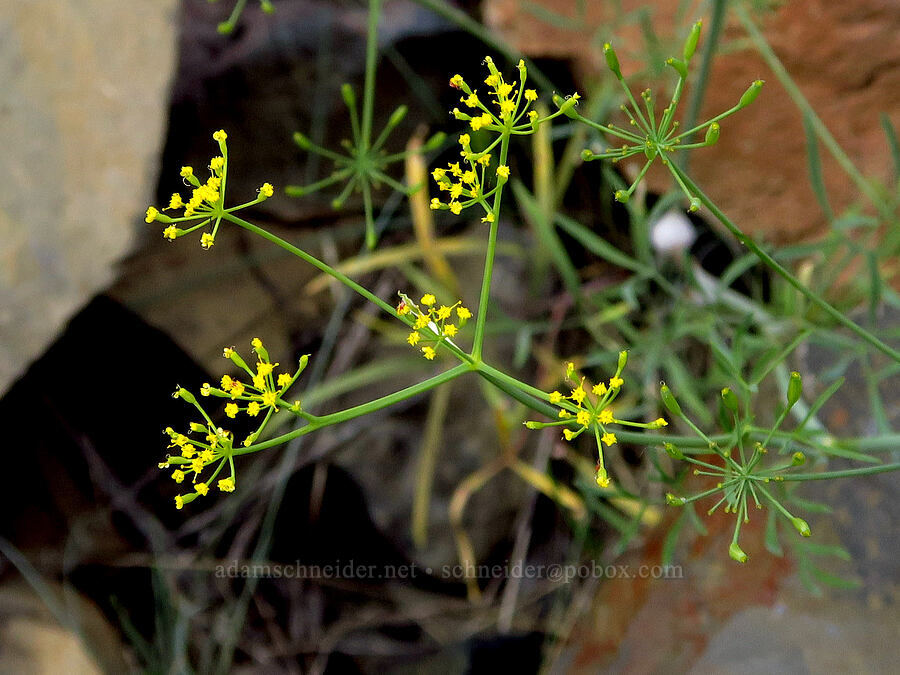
223,212,396,316
361,0,381,150
471,132,511,360
777,463,900,481
233,364,470,456
668,163,900,363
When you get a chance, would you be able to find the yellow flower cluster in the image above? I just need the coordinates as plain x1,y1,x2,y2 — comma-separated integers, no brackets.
526,352,667,488
397,292,472,360
201,338,307,440
160,417,236,509
449,57,539,128
429,134,505,222
161,338,309,509
144,129,274,249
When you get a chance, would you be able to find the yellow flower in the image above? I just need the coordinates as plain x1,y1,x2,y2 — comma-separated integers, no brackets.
496,165,510,179
225,403,239,418
563,429,577,441
609,376,624,389
167,193,184,210
430,198,442,210
247,401,261,416
592,382,608,396
407,331,421,346
218,477,235,492
210,156,225,172
172,470,185,484
524,89,538,101
570,386,586,405
277,373,292,388
145,206,159,223
549,391,562,404
464,92,479,107
257,362,275,377
576,410,592,427
601,432,617,447
443,324,458,337
481,213,495,223
259,183,274,198
163,225,178,240
436,305,452,320
599,408,614,424
213,129,228,142
422,346,436,360
195,483,209,496
175,496,184,509
414,314,429,330
200,233,215,249
262,391,277,408
456,306,472,320
180,166,194,179
421,293,436,306
450,202,462,215
230,381,245,398
450,74,464,88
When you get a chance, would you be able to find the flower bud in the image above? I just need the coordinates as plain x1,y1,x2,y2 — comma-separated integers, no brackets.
666,57,688,78
251,337,269,362
293,132,312,150
791,451,806,466
791,517,811,537
190,422,207,433
614,189,630,204
721,387,739,414
688,197,701,212
787,371,802,407
603,43,622,78
553,93,581,119
705,122,720,145
341,83,357,110
173,387,196,404
729,541,748,563
581,149,595,161
664,442,684,460
683,20,702,61
739,80,765,108
665,493,685,506
261,0,275,14
617,350,628,373
524,421,542,429
660,384,683,417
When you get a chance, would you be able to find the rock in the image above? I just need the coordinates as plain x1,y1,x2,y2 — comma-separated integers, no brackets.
0,0,178,395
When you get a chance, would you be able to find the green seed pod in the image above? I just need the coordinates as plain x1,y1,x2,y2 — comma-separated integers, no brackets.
227,349,250,372
189,422,207,433
293,132,312,150
660,384,683,416
729,541,748,563
341,83,357,110
614,189,630,204
524,421,542,429
554,93,581,119
297,353,310,375
683,20,703,61
666,57,688,79
791,451,806,466
664,442,685,460
739,80,765,108
791,517,811,537
688,197,701,212
581,148,595,161
665,493,685,506
787,371,802,407
705,122,720,145
617,350,628,372
603,43,622,78
261,0,275,14
721,387,739,414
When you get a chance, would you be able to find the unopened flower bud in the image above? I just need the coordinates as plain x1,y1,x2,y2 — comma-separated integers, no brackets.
705,122,720,145
664,442,684,460
341,83,357,110
739,80,765,108
683,20,702,61
721,387,739,414
293,132,312,150
787,371,802,407
660,384,683,417
791,451,806,466
603,43,622,78
666,57,688,78
791,517,811,537
729,541,748,563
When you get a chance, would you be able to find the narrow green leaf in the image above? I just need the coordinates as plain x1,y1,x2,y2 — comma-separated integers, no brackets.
809,566,861,590
803,111,833,222
880,112,900,184
795,377,845,433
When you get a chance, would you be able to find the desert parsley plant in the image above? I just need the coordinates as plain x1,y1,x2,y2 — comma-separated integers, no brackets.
146,11,900,576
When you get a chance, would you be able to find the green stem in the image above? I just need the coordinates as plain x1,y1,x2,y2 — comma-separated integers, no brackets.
233,364,469,456
362,0,382,150
668,163,900,363
777,462,900,481
471,132,511,360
